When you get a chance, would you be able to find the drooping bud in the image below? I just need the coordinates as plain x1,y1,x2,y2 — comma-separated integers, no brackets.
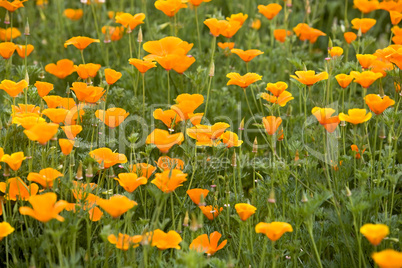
328,37,333,51
3,165,10,177
104,27,111,44
190,214,199,232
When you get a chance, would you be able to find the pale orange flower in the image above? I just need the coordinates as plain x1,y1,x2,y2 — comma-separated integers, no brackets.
199,205,223,220
344,32,357,44
96,195,137,218
115,173,147,193
129,58,157,73
364,94,395,115
15,44,34,58
45,59,76,79
64,36,100,50
95,108,129,128
24,122,59,145
89,147,127,169
274,29,292,43
1,151,26,171
255,222,293,241
19,192,68,222
190,231,227,255
0,41,16,59
0,177,38,201
104,68,122,85
258,3,282,20
226,72,262,88
154,0,187,17
27,168,63,189
351,18,376,33
59,139,74,155
75,63,101,79
187,188,209,205
0,79,27,98
263,116,282,135
151,169,188,193
35,81,53,97
231,49,263,63
115,12,145,30
290,70,328,86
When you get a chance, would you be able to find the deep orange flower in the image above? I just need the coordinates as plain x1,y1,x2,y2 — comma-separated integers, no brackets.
153,108,182,129
350,71,383,88
104,68,122,85
0,79,27,98
155,0,187,17
12,116,45,129
1,151,26,171
42,95,61,108
102,26,124,42
24,122,59,145
71,182,103,221
12,104,40,116
344,32,357,44
172,55,196,74
35,81,53,97
27,168,63,189
335,74,354,88
96,195,137,218
145,229,182,250
61,125,82,139
15,44,34,58
108,11,124,20
0,222,14,241
217,42,235,50
263,116,282,135
226,72,262,88
274,29,292,43
371,249,402,268
221,20,242,38
251,18,261,30
0,0,27,12
0,177,38,201
42,108,69,124
152,169,188,193
89,147,127,169
293,23,326,43
364,94,395,115
390,10,402,24
131,163,157,179
360,223,389,246
115,12,145,30
45,59,76,79
311,107,340,133
19,192,68,222
64,8,83,20
59,139,74,155
351,18,376,34
190,232,227,255
204,19,231,37
0,42,16,59
227,13,248,26
357,54,377,69
369,60,394,77
266,82,288,96
189,113,203,125
188,0,211,7
261,91,294,107
235,203,257,221
255,222,293,241
231,49,263,63
95,108,129,128
115,173,147,193
353,0,379,13
290,70,328,86
351,144,366,159
378,0,402,11
187,122,230,146
0,28,21,41
75,63,101,79
129,58,157,73
171,93,204,120
387,47,402,69
339,109,372,124
258,3,282,20
329,46,343,57
221,131,243,147
199,205,223,220
157,156,184,171
146,129,184,153
108,233,143,250
64,36,100,50
70,82,105,103
187,188,209,205
143,36,192,57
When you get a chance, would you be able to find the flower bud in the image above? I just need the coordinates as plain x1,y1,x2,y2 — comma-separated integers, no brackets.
239,118,245,130
268,188,276,203
345,186,352,197
137,27,143,43
231,152,237,167
252,137,258,154
76,162,83,180
4,12,10,25
209,62,215,77
86,163,93,178
301,192,308,202
183,211,189,227
24,20,30,36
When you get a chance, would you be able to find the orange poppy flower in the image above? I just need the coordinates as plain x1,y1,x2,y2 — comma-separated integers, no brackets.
199,205,223,220
273,29,292,43
218,43,235,52
15,44,34,58
64,36,100,50
12,104,40,116
102,26,124,42
293,23,326,43
129,58,157,73
265,81,287,96
61,125,82,139
145,229,182,250
356,54,377,69
263,116,282,135
364,94,395,115
157,156,184,171
108,233,143,250
290,70,328,86
255,222,293,241
27,168,63,189
311,107,340,133
220,131,243,147
115,173,147,193
353,0,379,13
369,60,394,77
131,163,157,179
221,20,242,38
24,122,59,145
189,113,203,125
335,74,354,88
146,129,184,153
188,0,211,7
64,8,83,20
12,116,45,129
104,68,122,85
70,82,105,103
0,28,21,41
35,81,53,97
387,47,402,69
151,169,188,193
42,108,69,124
0,177,38,201
89,147,127,169
227,13,248,26
75,63,101,79
360,223,389,246
0,0,27,12
115,12,145,30
235,203,257,221
251,18,261,30
378,0,401,11
1,151,26,171
344,32,357,44
350,71,383,88
226,72,262,89
339,109,372,124
45,59,76,79
153,108,182,129
59,139,74,155
171,93,204,120
96,195,137,218
42,95,61,108
154,0,187,17
0,148,3,170
190,231,227,255
19,192,68,222
371,249,402,268
231,49,263,63
172,55,196,74
187,188,209,205
329,46,343,57
261,91,294,107
0,79,27,98
390,10,402,25
71,182,103,222
204,19,231,37
108,11,124,20
0,222,14,241
351,18,376,34
187,122,230,146
258,3,282,20
95,108,129,128
351,144,366,159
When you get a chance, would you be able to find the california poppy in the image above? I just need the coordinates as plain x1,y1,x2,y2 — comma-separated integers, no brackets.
350,71,383,88
251,18,261,30
188,0,211,7
12,116,45,129
42,108,69,124
258,3,282,20
356,54,377,69
0,79,27,97
115,173,147,193
190,231,227,255
154,0,187,17
353,0,379,13
146,129,184,153
266,82,288,96
96,195,137,218
71,182,103,222
153,108,182,129
157,156,184,171
15,44,34,58
129,58,157,73
371,249,402,268
104,68,122,85
0,42,16,59
187,188,209,205
335,74,354,88
360,223,389,246
89,147,127,169
0,222,14,241
189,113,203,125
0,0,27,12
1,151,26,171
171,93,204,120
329,46,343,58
364,94,395,115
386,47,402,69
339,109,372,124
290,70,328,86
390,10,402,25
187,122,230,146
351,18,376,34
45,59,76,79
64,8,83,21
227,13,248,26
143,37,193,65
235,203,257,221
19,192,68,222
27,168,63,189
274,29,291,43
95,108,129,128
102,26,124,42
35,81,53,97
108,233,143,250
12,104,40,116
115,12,145,30
217,42,235,50
75,63,101,79
61,125,82,139
199,205,223,220
64,36,100,50
311,107,340,133
255,221,293,241
70,82,105,103
145,229,182,250
59,139,74,155
263,116,282,135
0,28,21,42
0,177,39,201
231,49,263,63
293,23,326,43
204,19,230,37
369,60,394,77
152,169,188,193
226,72,262,89
261,91,294,107
131,163,157,179
172,55,196,74
24,122,59,145
344,32,357,44
221,131,243,147
220,20,242,38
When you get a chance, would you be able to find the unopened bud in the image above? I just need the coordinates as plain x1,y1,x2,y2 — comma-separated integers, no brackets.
25,72,29,86
4,12,10,25
66,83,70,94
357,28,362,37
190,214,199,231
301,192,308,202
239,118,244,130
268,188,276,203
231,152,237,167
252,137,258,154
286,105,292,117
3,165,10,177
104,27,111,43
38,70,45,79
86,163,93,178
379,124,386,139
209,62,215,77
183,211,189,227
345,186,352,197
328,38,333,50
70,153,75,167
76,162,83,180
137,27,143,43
24,20,30,36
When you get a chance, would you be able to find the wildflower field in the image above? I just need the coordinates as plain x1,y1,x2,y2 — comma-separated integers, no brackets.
0,0,402,267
